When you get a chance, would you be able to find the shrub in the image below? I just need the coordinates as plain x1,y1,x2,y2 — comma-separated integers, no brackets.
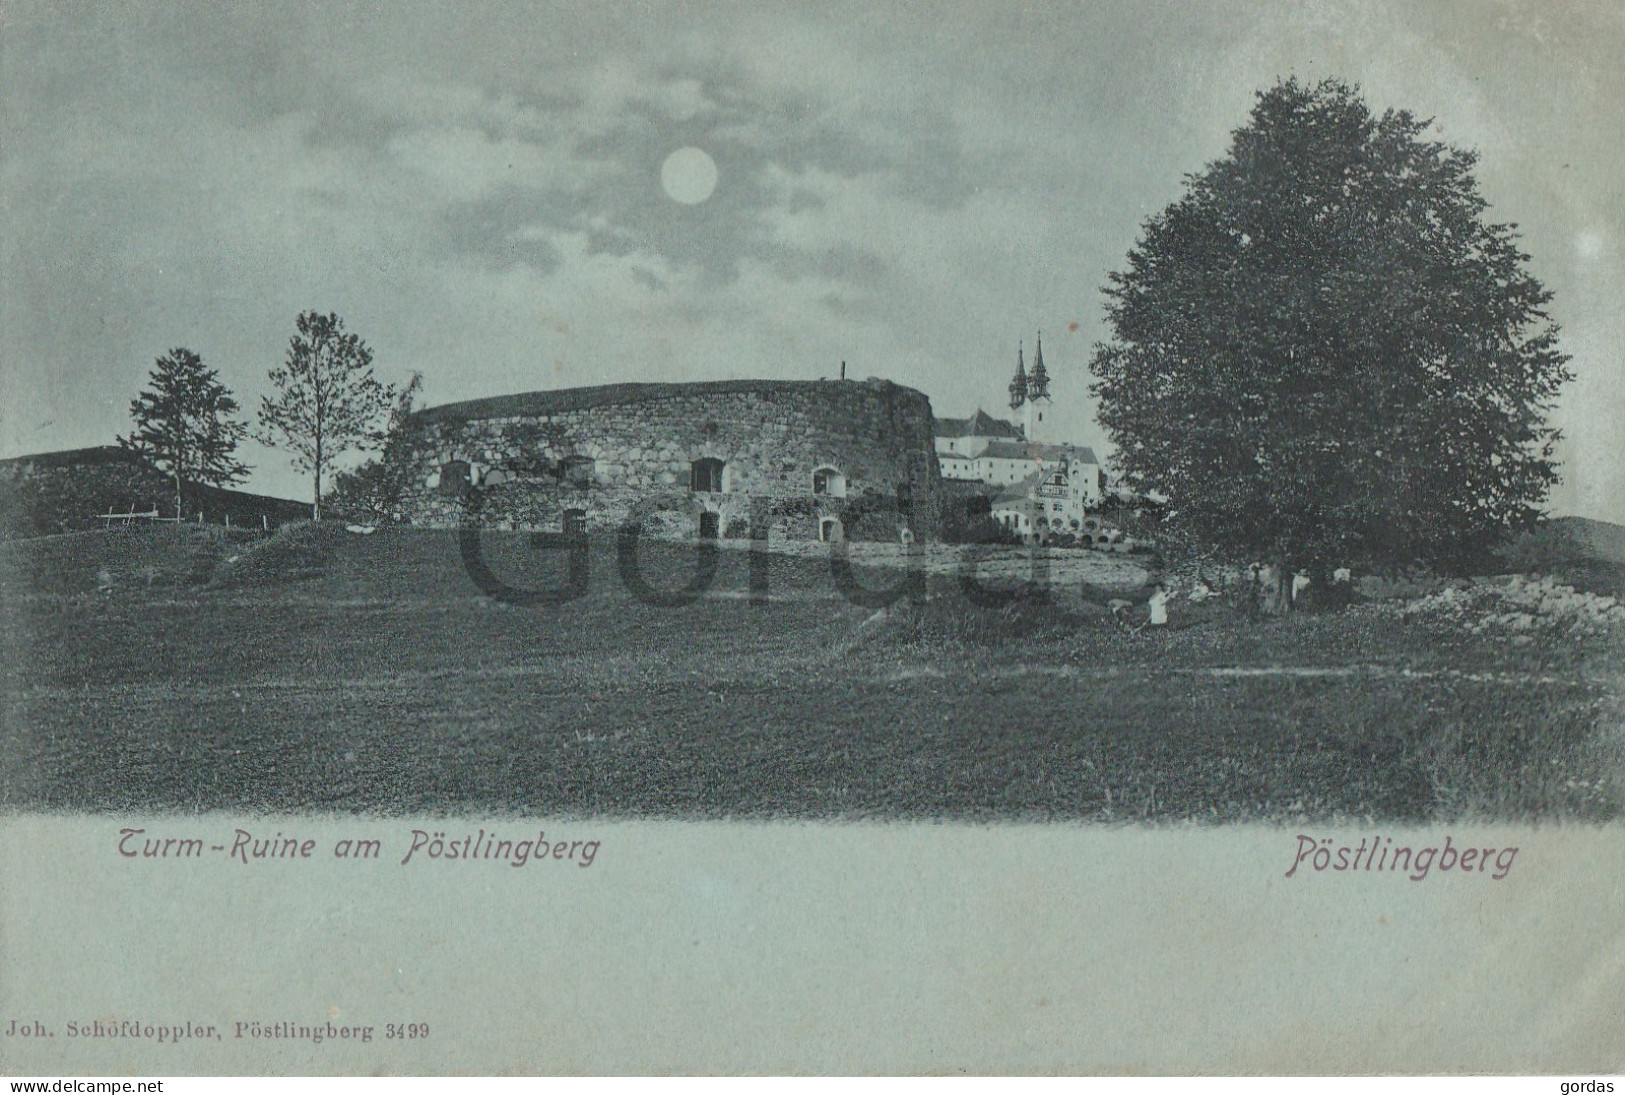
1496,523,1591,573
943,514,1016,545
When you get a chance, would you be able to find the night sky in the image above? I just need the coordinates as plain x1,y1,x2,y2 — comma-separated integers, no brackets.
4,1,1620,520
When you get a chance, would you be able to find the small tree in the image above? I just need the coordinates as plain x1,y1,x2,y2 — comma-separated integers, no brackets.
324,371,424,523
1090,78,1571,583
256,311,396,521
119,348,250,519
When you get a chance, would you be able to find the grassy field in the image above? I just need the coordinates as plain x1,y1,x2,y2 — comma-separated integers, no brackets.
1,524,1620,821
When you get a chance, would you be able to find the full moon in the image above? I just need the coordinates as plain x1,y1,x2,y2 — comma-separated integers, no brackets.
661,147,718,205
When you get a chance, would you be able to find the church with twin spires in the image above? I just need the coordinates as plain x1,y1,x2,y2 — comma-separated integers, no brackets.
932,334,1104,540
1006,332,1053,444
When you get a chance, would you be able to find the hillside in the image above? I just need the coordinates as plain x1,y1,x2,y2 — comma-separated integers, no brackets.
1496,516,1625,596
1551,516,1625,565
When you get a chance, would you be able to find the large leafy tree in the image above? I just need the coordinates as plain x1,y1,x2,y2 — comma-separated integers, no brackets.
1090,78,1571,574
119,348,251,519
256,311,397,521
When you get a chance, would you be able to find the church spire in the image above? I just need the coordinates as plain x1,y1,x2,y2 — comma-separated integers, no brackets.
1007,341,1028,411
1028,331,1050,400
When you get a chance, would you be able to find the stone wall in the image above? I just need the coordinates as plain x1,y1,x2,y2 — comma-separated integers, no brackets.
391,379,944,540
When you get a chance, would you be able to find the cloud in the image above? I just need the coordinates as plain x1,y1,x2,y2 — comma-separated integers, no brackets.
241,58,969,298
3,1,1621,519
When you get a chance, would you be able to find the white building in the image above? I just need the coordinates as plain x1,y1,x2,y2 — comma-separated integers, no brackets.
933,335,1104,539
967,439,1101,494
933,409,1025,479
989,451,1104,540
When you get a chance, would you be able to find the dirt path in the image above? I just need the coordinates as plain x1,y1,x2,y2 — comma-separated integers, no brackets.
882,663,1622,687
7,657,1616,698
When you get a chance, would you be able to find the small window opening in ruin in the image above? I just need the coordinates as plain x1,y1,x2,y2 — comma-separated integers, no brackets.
811,466,846,498
558,455,596,489
698,511,720,539
563,508,587,536
819,517,843,543
691,457,725,493
437,460,471,496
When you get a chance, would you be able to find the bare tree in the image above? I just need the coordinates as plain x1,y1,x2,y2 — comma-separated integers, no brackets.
256,311,396,521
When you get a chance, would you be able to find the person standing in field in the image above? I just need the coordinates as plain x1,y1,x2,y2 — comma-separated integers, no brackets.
1242,563,1262,620
1148,584,1170,627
